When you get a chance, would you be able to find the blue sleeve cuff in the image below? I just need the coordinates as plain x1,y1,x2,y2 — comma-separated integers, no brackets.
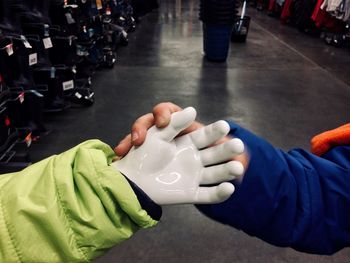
197,120,350,255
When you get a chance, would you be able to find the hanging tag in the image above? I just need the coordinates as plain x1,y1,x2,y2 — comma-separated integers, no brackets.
69,36,73,46
62,80,74,91
5,43,13,56
18,92,25,104
43,37,53,49
25,132,32,147
44,24,50,37
50,67,56,78
29,53,37,66
72,66,77,74
122,30,127,38
75,92,82,99
65,13,76,24
96,0,103,9
21,35,32,48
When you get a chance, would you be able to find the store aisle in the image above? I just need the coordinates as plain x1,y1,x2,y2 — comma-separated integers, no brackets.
27,0,350,262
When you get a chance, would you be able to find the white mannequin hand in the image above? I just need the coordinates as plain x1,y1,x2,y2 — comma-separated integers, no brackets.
111,107,245,205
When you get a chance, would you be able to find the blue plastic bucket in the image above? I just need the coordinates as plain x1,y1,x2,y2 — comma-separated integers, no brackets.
203,23,232,62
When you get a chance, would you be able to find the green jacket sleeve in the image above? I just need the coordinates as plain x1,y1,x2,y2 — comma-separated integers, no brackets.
0,140,159,263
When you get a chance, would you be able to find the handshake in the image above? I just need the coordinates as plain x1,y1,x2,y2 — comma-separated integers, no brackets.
111,107,246,205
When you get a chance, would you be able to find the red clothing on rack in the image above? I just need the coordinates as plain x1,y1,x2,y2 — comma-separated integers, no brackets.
311,0,343,31
280,0,293,23
268,0,276,12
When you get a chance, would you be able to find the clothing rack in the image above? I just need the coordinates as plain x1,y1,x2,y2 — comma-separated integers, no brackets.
250,0,350,47
0,0,159,173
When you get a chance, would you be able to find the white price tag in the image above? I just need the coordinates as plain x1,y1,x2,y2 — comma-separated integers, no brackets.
75,92,82,99
43,37,53,49
21,35,32,49
122,30,127,38
62,80,74,91
5,44,13,56
24,41,32,48
29,53,37,66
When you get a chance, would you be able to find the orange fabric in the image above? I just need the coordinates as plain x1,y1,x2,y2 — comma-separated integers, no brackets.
311,123,350,156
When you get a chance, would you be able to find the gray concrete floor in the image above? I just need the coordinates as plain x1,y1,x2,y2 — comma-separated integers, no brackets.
29,0,350,262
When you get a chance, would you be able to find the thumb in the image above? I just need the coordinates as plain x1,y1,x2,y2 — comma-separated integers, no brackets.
194,182,235,204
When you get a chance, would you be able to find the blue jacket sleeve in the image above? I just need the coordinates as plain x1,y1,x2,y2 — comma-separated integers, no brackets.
196,121,350,255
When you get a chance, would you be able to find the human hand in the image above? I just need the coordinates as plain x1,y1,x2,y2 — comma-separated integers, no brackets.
115,103,203,156
111,107,245,205
114,102,250,172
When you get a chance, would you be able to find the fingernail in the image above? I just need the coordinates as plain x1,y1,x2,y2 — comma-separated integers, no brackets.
132,131,139,142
